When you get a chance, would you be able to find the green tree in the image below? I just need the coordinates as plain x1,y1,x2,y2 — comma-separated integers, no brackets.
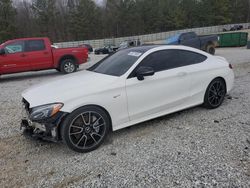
3,0,250,42
0,0,16,43
67,0,101,40
31,0,60,41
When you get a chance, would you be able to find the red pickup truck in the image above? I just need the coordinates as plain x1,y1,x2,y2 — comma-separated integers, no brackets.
0,37,88,76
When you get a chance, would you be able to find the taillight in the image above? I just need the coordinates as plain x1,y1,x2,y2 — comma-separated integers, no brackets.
229,64,233,69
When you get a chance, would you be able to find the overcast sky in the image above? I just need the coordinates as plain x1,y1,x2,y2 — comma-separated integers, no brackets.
94,0,103,5
14,0,106,6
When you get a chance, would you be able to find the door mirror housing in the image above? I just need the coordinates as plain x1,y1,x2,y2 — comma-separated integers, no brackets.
0,48,5,55
136,66,155,81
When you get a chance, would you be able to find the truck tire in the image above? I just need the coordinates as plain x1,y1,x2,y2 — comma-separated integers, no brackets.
206,44,215,55
55,68,61,72
60,59,77,74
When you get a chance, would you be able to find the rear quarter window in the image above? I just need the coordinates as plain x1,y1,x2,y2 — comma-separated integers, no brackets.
25,40,46,52
178,50,207,66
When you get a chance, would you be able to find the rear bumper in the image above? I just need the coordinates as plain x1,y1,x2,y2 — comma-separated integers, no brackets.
225,70,235,93
79,57,90,65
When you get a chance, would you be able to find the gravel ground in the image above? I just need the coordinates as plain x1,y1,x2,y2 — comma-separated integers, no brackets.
216,47,250,65
0,50,250,187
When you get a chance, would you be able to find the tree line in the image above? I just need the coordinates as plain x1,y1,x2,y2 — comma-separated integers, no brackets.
0,0,250,43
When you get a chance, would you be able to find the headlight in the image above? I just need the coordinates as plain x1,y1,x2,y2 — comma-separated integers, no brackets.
30,103,63,121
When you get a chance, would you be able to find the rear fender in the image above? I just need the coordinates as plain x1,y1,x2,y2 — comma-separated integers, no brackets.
57,55,78,68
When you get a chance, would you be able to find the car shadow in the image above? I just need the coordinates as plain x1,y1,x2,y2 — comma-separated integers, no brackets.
102,105,206,147
0,70,62,82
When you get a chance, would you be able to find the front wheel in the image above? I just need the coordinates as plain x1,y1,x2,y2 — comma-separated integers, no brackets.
60,59,77,74
203,78,226,109
61,106,110,153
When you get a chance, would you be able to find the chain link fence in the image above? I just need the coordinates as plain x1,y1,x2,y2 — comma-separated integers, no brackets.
54,23,250,49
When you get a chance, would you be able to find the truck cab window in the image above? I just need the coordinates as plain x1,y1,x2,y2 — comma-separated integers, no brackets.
25,40,46,52
4,41,25,54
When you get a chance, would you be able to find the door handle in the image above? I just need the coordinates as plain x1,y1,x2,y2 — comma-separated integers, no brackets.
44,52,49,55
20,54,26,57
177,72,187,77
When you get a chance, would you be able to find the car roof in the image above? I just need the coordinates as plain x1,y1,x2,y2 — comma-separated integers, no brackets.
120,44,210,57
126,45,161,53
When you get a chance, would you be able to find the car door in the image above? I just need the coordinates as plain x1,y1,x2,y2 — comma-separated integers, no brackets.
125,49,192,121
0,40,31,74
24,39,53,70
179,50,208,104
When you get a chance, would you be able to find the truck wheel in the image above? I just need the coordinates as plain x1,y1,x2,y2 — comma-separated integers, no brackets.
206,45,215,55
60,59,77,74
55,68,61,72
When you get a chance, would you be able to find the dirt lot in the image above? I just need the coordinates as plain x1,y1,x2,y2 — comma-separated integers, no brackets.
0,49,250,187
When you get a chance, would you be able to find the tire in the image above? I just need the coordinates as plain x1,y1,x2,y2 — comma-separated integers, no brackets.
60,106,110,153
206,44,215,55
60,59,77,74
203,78,226,109
55,68,61,72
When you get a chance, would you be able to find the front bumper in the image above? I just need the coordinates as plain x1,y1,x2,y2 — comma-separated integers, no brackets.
20,99,67,142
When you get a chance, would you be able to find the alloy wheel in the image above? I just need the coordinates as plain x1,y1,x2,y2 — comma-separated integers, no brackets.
208,80,226,107
68,111,106,150
64,62,75,73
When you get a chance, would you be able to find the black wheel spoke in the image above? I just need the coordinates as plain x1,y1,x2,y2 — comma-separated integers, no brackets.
77,135,87,146
209,95,215,100
93,117,101,125
88,112,92,124
70,128,83,136
81,114,87,125
218,90,225,97
71,125,83,129
92,132,102,138
93,123,104,129
90,133,98,143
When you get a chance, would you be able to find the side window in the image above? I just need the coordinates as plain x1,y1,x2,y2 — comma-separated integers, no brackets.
25,40,46,52
180,34,186,41
178,50,207,66
130,49,207,77
4,41,24,54
187,32,196,39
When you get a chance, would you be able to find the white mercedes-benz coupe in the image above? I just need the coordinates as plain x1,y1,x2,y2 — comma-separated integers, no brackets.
21,45,234,152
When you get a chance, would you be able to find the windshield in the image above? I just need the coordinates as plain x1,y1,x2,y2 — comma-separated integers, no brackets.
88,48,144,76
166,34,181,44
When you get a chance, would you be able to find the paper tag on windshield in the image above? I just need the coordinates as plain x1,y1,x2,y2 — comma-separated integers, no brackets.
128,52,142,57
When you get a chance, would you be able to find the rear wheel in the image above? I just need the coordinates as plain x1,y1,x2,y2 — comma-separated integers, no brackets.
61,106,110,153
206,44,215,55
60,59,77,74
203,78,226,109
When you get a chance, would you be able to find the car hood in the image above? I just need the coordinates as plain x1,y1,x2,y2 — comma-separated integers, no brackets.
22,71,118,108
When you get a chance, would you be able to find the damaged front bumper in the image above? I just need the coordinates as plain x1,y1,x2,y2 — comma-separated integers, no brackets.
20,99,67,142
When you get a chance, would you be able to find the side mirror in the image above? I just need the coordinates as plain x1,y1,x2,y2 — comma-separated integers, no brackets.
0,48,5,55
136,66,155,81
